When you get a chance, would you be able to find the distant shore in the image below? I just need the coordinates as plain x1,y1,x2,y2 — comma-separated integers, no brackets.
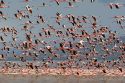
0,68,125,77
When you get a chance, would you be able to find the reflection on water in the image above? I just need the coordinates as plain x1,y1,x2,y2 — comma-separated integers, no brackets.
99,0,117,3
98,0,124,3
0,75,125,83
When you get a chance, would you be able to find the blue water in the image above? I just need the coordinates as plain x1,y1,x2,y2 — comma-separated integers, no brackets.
0,0,125,62
0,1,125,83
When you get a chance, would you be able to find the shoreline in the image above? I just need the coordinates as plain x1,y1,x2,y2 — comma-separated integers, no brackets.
0,68,125,77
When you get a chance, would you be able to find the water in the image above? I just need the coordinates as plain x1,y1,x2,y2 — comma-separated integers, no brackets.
0,75,125,83
0,0,124,61
0,0,125,83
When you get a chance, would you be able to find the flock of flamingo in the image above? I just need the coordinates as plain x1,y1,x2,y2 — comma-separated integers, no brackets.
0,0,125,76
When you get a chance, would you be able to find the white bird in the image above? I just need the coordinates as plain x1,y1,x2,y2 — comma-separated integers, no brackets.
26,5,32,14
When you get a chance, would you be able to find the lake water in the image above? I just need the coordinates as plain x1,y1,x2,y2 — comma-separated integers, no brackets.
0,0,125,61
0,0,125,82
0,75,125,83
